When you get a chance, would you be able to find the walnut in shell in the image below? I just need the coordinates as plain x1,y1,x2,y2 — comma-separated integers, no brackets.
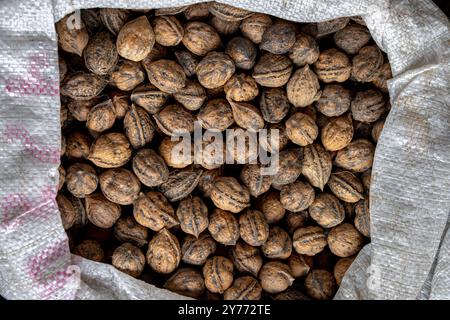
289,33,320,66
314,48,351,83
66,131,92,159
132,148,169,187
146,59,186,94
259,88,290,124
175,50,200,77
182,22,221,56
146,228,181,274
334,256,355,285
301,143,332,191
209,2,253,21
271,148,303,187
351,89,385,123
302,17,349,38
371,62,392,92
56,13,89,56
203,256,234,293
85,193,121,228
61,72,108,100
334,24,371,54
210,176,250,213
328,171,364,203
84,30,118,75
288,253,313,278
184,3,211,20
239,209,269,247
309,193,345,228
133,191,178,231
252,53,293,87
334,139,375,172
209,15,241,35
229,101,264,132
327,223,364,257
229,241,262,277
261,226,292,259
196,52,236,89
66,163,98,198
116,16,155,62
110,60,145,91
153,104,195,136
176,196,208,238
257,191,285,224
112,243,145,278
173,80,206,111
280,181,315,213
113,216,148,247
259,261,294,294
74,240,104,262
225,37,257,70
287,65,321,108
164,268,205,299
352,45,384,82
321,114,354,152
305,269,336,300
56,193,77,230
153,15,184,47
88,132,132,168
208,208,240,245
240,164,272,198
285,112,319,146
240,13,272,44
182,233,217,265
315,84,352,117
354,197,370,237
67,97,101,122
224,276,262,300
159,168,203,202
224,73,259,102
99,8,129,35
159,136,193,169
123,104,155,149
99,168,141,205
260,21,296,55
293,226,327,256
197,99,234,131
86,100,116,133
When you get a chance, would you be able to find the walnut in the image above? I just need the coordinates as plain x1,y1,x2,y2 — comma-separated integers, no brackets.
257,191,285,224
314,48,351,83
116,16,155,62
164,268,205,299
133,191,178,231
327,223,364,257
351,89,385,123
352,45,384,82
66,194,88,227
224,73,259,102
261,226,292,259
130,84,170,115
155,6,188,16
81,9,102,36
196,52,235,89
112,243,145,278
287,65,321,108
58,165,65,191
209,15,241,35
99,168,141,205
240,164,272,197
305,269,336,300
354,197,370,237
309,193,345,228
173,80,206,111
240,13,272,44
239,209,269,246
99,9,129,35
158,136,193,169
132,148,169,187
301,143,332,190
334,24,371,55
224,276,262,300
176,196,208,238
182,233,217,265
259,88,290,124
229,241,262,276
361,169,372,192
184,3,211,20
229,101,265,132
61,72,108,100
285,112,319,146
159,168,203,202
334,256,356,285
197,99,234,131
334,139,375,172
203,256,234,293
146,59,186,94
259,122,289,154
289,33,320,66
74,240,104,262
110,60,145,91
56,193,77,230
209,2,253,21
56,13,89,56
293,226,327,256
225,37,257,70
302,17,349,38
141,42,170,63
182,22,221,56
153,15,184,47
321,114,354,152
280,181,315,213
208,208,240,245
271,148,303,187
113,216,148,247
210,177,250,213
123,104,155,149
146,228,181,274
372,119,385,142
260,21,296,54
83,31,118,75
371,62,392,92
85,99,116,133
252,53,293,87
175,50,200,77
259,261,294,294
67,97,101,122
315,84,352,117
197,168,222,198
88,132,132,168
85,193,121,229
285,211,308,235
288,253,313,278
65,163,98,199
153,104,195,136
328,171,364,203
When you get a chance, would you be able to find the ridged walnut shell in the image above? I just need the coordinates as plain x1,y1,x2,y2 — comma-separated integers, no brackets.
314,48,351,83
371,62,392,92
176,196,209,238
197,99,234,131
56,13,89,56
261,226,292,259
99,9,129,35
334,24,371,55
74,240,104,262
240,13,272,44
203,256,234,293
328,171,364,203
252,53,293,87
164,268,205,299
209,2,253,21
286,211,308,235
184,3,211,20
113,216,148,247
327,223,364,257
305,269,336,300
116,16,155,62
334,256,355,285
315,84,352,117
280,181,315,212
287,65,321,108
259,261,294,294
208,208,240,245
99,168,141,205
66,163,98,198
130,84,170,115
229,241,262,276
159,168,203,202
259,88,290,124
132,148,169,187
146,59,186,94
56,193,77,230
285,112,319,146
239,209,269,247
133,191,178,231
196,52,236,89
182,233,217,266
289,33,320,66
225,37,257,70
85,193,121,228
224,73,259,102
110,60,145,91
257,191,285,224
302,143,332,191
260,21,296,54
153,15,184,47
159,136,193,169
84,31,118,75
293,226,327,256
224,276,262,300
86,100,116,133
354,197,370,237
334,139,375,172
123,104,155,149
173,80,206,111
288,253,313,278
302,17,349,38
88,132,132,168
210,176,250,213
175,50,200,77
61,72,108,100
210,15,241,35
352,45,384,82
229,101,264,132
153,104,195,136
308,193,345,228
146,228,181,274
182,22,221,56
240,164,272,197
67,97,101,122
112,243,145,278
351,89,385,123
271,148,303,187
321,114,354,151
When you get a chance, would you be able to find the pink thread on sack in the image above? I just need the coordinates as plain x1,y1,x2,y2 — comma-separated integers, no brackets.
3,123,60,164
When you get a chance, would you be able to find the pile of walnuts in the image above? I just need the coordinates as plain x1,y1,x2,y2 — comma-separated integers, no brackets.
56,2,391,300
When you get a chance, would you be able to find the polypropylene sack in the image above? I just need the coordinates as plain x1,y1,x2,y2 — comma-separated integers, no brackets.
0,0,449,300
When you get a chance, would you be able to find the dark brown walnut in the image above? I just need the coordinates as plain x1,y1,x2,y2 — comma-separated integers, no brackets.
173,80,206,111
224,74,259,102
261,226,292,259
56,193,77,230
182,22,221,56
155,6,188,16
159,168,203,202
334,24,371,55
239,209,269,247
99,8,129,35
252,53,293,87
240,164,272,197
116,16,155,62
209,15,241,35
182,233,217,265
259,122,289,154
56,13,89,56
153,104,195,136
289,33,320,66
259,261,294,294
209,2,253,21
81,9,102,35
328,171,364,203
85,193,121,229
197,168,222,198
361,169,371,192
197,99,234,131
224,276,262,300
132,148,169,187
271,148,303,187
229,101,264,132
110,59,145,91
271,288,310,300
88,132,132,168
314,48,352,83
123,104,155,149
176,196,208,238
111,243,145,278
164,268,205,299
259,88,290,124
260,21,296,55
184,2,211,20
86,100,116,133
225,37,257,70
210,176,250,213
285,112,319,146
351,89,385,123
229,241,262,276
146,228,181,274
354,197,370,237
352,45,384,82
305,269,336,300
84,31,118,75
257,191,285,224
99,168,141,205
130,84,170,115
309,193,345,228
321,114,354,151
315,84,352,117
208,208,240,245
203,256,234,294
372,119,385,142
67,97,102,122
343,202,356,220
66,163,98,198
334,139,375,172
334,256,356,285
288,253,314,278
153,15,184,47
287,65,321,108
371,62,392,92
286,211,309,235
58,165,65,191
74,240,104,262
67,194,88,226
175,50,199,77
159,136,193,169
133,191,177,231
196,52,235,89
293,226,327,256
61,72,108,100
66,131,92,159
146,59,186,94
302,17,349,38
240,13,272,44
280,181,315,213
302,143,332,191
327,223,364,257
113,216,148,247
